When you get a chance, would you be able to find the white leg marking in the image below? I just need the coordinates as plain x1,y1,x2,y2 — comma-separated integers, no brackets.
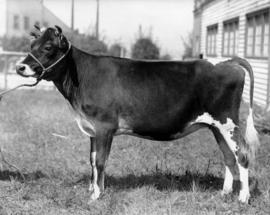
222,166,233,195
238,163,250,203
89,152,100,200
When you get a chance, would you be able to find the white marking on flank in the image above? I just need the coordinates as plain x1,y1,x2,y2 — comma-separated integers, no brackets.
89,152,100,200
193,113,238,153
238,164,250,203
222,166,233,195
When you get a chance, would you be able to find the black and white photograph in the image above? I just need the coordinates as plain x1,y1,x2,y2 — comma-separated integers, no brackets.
0,0,270,214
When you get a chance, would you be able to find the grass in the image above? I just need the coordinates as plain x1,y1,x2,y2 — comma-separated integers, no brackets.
0,89,269,214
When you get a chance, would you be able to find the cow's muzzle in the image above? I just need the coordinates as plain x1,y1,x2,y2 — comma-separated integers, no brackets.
16,63,36,77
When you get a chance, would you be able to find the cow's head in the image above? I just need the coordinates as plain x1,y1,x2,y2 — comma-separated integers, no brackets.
16,25,70,81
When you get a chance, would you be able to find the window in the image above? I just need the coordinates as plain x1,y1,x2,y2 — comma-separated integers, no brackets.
223,18,239,56
246,9,269,58
206,24,218,56
24,16,29,30
13,15,19,29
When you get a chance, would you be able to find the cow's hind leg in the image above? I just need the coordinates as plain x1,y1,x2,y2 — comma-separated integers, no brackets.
89,130,113,201
211,124,250,203
233,128,250,203
211,127,236,196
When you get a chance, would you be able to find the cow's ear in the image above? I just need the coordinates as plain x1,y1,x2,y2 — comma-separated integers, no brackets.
29,35,36,44
34,24,41,31
58,35,69,50
30,31,40,39
55,25,62,35
31,24,41,39
54,25,66,49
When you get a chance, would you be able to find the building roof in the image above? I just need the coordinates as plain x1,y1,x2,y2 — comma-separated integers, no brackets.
194,0,216,12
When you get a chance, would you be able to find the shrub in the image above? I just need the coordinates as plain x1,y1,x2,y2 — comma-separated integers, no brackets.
181,32,193,59
0,36,30,52
69,33,108,55
109,43,123,57
160,54,172,60
131,37,160,60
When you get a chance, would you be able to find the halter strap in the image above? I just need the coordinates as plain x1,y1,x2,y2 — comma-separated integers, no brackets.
28,41,71,79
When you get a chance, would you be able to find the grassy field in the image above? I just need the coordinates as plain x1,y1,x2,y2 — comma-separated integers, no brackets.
0,90,269,215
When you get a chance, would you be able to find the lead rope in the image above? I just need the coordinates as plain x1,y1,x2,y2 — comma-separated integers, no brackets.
0,79,41,100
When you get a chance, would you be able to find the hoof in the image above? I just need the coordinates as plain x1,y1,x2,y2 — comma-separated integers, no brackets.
89,183,100,201
89,183,94,192
238,190,250,204
221,188,232,196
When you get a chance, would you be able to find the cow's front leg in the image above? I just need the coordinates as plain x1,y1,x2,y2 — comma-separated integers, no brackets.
89,131,113,201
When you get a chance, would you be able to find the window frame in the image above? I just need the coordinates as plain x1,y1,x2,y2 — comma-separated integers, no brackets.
24,16,30,30
245,8,270,59
222,17,239,57
206,24,218,57
13,15,19,30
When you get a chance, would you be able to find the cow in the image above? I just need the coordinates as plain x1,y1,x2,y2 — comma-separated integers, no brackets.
16,26,259,203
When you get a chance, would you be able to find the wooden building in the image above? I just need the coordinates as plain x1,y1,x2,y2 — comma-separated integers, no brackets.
193,0,270,108
0,0,70,38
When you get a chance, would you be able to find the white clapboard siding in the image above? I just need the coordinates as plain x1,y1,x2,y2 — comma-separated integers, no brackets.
199,0,270,108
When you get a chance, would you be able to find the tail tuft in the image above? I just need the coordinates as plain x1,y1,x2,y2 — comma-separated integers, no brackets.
245,108,260,162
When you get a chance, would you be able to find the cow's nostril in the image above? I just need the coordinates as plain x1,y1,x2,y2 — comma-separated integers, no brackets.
16,65,26,73
19,65,25,71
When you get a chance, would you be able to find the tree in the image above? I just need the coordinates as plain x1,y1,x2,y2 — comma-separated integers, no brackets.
181,32,193,59
109,43,122,57
69,33,108,55
131,37,160,60
160,54,172,60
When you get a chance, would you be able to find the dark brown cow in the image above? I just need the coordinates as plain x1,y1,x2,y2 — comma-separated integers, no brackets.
16,26,259,203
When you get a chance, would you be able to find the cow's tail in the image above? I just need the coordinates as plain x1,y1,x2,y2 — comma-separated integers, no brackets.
232,57,260,161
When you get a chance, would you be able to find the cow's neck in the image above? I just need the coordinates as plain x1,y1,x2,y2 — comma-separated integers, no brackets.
53,46,80,105
53,46,95,107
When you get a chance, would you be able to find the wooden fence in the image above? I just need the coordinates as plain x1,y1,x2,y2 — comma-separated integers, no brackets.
0,51,53,90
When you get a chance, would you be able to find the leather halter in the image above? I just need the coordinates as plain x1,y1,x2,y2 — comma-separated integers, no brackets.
28,41,71,79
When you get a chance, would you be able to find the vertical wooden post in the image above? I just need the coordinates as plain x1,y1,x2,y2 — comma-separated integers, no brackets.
96,0,100,40
266,10,270,111
4,55,8,89
71,0,74,31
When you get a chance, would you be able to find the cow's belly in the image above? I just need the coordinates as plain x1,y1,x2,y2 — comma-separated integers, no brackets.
115,116,206,141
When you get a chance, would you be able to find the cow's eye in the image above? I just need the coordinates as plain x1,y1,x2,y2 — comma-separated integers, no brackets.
45,46,52,51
